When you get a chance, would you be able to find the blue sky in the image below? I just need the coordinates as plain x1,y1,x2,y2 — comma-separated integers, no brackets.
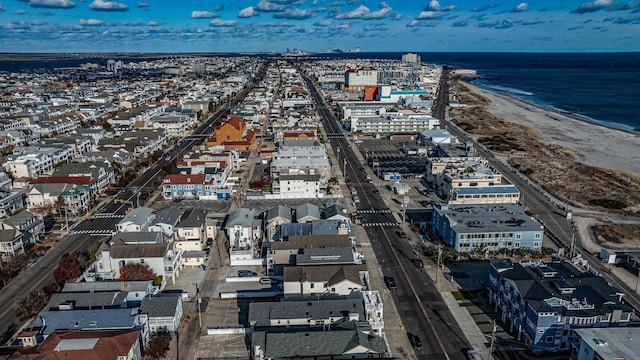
0,0,639,53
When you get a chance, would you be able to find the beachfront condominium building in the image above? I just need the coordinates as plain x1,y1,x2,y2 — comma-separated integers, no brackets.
488,259,632,354
431,204,544,253
349,113,439,134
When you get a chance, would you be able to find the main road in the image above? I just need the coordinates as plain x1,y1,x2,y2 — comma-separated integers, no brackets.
0,61,269,346
300,64,469,360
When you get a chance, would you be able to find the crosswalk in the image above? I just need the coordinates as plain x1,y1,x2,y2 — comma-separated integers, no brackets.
361,222,400,228
356,209,393,214
72,229,116,235
91,214,125,219
326,133,346,139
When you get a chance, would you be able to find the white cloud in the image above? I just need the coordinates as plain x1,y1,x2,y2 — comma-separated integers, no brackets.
274,8,313,19
424,0,457,11
417,11,445,19
209,18,237,27
190,10,216,19
255,0,285,12
571,0,615,13
314,19,332,26
89,0,128,12
28,0,75,9
238,6,259,18
335,4,395,20
137,1,148,7
512,3,528,12
79,18,103,25
147,21,161,26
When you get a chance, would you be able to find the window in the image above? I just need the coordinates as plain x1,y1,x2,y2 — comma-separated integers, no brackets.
546,336,553,343
514,242,521,248
535,233,541,239
310,283,314,288
533,242,540,248
515,233,522,240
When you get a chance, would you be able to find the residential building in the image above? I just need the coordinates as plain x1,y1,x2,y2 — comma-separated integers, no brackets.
93,232,181,284
116,207,155,233
248,291,384,335
570,327,640,360
295,202,321,223
1,210,44,245
488,259,632,354
147,207,182,241
174,208,207,252
270,157,331,182
267,235,354,274
251,321,387,360
61,281,156,307
272,174,321,197
52,161,116,192
139,294,183,335
349,113,439,134
31,308,149,339
206,116,257,151
263,205,292,243
431,204,544,253
224,208,262,261
11,330,142,360
283,264,368,297
0,189,25,217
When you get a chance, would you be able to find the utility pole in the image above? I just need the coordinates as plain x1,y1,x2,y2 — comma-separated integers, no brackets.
343,158,347,177
436,245,442,289
195,283,202,331
489,319,496,359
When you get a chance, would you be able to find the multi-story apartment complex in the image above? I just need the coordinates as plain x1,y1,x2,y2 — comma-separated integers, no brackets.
432,204,544,252
489,259,632,354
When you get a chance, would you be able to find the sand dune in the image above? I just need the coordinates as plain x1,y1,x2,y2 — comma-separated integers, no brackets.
463,82,640,177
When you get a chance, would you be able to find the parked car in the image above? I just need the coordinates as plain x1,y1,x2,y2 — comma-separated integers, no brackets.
408,333,423,350
397,231,406,238
238,270,257,277
259,277,276,284
384,276,397,291
353,195,360,204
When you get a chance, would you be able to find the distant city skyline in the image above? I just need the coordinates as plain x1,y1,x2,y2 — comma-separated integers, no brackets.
0,0,639,53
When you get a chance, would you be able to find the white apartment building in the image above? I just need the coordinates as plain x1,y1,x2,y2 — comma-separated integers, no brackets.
350,114,439,134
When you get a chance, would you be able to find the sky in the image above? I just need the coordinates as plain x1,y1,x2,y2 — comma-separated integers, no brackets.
0,0,639,53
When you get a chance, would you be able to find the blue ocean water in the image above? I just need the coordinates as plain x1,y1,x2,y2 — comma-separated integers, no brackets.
2,52,639,132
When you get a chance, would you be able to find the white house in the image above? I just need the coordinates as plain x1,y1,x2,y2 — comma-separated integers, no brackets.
283,265,368,298
116,207,155,233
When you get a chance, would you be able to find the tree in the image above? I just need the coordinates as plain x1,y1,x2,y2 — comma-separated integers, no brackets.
143,334,170,359
119,263,155,281
53,251,89,285
16,289,50,322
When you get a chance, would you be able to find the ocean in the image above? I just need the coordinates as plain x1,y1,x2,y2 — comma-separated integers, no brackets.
2,52,639,133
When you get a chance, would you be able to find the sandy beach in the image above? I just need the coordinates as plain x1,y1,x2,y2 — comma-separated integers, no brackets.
463,82,640,177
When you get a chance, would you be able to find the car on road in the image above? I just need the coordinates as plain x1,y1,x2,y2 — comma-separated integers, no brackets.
353,195,360,204
238,270,257,277
372,189,379,194
411,259,424,268
384,276,397,291
396,231,406,238
466,349,482,360
408,333,423,350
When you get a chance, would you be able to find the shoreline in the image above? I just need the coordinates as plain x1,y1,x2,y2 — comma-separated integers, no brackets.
468,80,640,136
459,80,640,178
